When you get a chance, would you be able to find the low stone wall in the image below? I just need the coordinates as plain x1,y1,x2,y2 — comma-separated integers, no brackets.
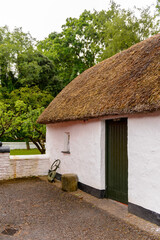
0,154,50,180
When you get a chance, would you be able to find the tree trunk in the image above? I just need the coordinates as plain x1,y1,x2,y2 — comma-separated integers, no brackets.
30,138,45,154
26,140,30,150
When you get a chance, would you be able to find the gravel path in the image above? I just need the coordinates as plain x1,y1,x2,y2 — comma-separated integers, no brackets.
0,178,159,240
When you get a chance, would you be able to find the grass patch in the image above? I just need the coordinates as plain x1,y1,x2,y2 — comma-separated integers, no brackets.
10,149,41,155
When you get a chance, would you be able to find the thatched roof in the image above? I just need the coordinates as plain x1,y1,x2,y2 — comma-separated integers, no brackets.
37,34,160,124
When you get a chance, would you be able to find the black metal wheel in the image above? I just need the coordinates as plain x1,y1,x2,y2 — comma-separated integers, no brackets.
50,159,61,171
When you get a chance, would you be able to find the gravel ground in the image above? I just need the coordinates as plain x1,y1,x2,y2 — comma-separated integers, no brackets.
0,178,159,240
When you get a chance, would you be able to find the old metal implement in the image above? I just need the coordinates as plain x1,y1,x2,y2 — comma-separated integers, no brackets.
48,159,61,182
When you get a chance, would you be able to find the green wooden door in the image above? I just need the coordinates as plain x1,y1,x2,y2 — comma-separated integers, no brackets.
106,119,128,204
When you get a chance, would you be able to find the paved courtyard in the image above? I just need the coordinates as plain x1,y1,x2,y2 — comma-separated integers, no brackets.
0,178,159,240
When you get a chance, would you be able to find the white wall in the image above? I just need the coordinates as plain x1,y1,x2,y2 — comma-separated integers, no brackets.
0,153,11,180
0,154,50,180
128,115,160,214
46,120,106,190
46,114,160,214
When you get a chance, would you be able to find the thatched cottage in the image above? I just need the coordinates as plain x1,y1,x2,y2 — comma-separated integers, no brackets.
38,34,160,225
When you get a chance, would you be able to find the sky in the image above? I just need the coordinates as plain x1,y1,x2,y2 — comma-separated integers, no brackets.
0,0,157,41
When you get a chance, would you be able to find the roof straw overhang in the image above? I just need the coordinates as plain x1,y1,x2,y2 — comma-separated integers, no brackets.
37,34,160,124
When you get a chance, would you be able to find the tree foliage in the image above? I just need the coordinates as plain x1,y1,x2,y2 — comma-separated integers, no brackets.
37,1,160,86
0,26,61,96
0,101,14,138
0,26,35,92
156,0,160,12
17,51,62,96
0,86,53,153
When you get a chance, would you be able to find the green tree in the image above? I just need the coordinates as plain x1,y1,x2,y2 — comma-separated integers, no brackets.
0,27,58,152
37,11,101,86
0,26,35,92
156,0,160,12
0,102,14,138
38,1,159,86
0,86,53,153
17,51,62,96
99,3,159,60
10,103,46,154
0,26,61,97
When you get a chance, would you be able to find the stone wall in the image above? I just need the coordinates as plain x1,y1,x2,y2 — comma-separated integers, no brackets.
0,142,50,180
0,154,50,180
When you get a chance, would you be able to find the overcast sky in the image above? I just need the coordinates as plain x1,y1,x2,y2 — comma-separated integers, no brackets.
0,0,157,40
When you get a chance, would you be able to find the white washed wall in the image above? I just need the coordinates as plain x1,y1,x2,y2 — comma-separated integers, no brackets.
0,154,50,180
46,120,105,190
0,153,11,180
128,115,160,214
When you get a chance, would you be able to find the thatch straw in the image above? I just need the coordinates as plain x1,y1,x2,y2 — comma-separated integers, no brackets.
37,34,160,124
